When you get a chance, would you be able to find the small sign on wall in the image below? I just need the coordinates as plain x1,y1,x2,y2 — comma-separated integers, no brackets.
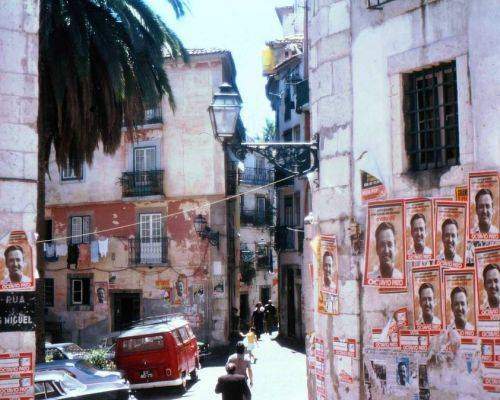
0,292,35,332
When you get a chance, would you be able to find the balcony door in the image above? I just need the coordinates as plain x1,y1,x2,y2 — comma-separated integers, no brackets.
134,147,156,187
256,196,266,224
139,213,162,263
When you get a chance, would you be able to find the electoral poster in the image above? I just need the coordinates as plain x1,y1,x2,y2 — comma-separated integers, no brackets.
434,201,467,268
468,171,499,241
364,201,406,289
405,198,434,262
318,235,339,315
411,266,443,330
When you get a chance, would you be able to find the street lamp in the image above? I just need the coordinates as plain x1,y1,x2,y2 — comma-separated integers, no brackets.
208,83,318,175
208,82,242,140
193,214,219,249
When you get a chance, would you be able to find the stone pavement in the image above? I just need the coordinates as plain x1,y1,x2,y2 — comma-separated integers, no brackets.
134,332,307,400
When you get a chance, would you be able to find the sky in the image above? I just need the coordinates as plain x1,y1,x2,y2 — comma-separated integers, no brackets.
148,0,289,138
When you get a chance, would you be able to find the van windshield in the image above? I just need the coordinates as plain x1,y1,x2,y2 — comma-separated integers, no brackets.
122,335,164,353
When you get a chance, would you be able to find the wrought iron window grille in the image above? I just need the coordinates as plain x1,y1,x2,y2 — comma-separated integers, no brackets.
403,61,459,171
128,237,168,266
120,170,164,197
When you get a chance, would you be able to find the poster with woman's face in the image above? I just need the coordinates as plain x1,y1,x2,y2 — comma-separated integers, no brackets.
411,266,443,330
468,171,499,241
434,201,467,269
443,269,477,337
364,201,406,289
0,231,35,292
474,245,500,322
405,199,434,261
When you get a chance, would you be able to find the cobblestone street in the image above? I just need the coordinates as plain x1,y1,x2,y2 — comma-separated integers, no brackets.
134,333,307,400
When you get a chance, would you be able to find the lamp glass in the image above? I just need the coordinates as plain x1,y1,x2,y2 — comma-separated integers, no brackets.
208,83,242,139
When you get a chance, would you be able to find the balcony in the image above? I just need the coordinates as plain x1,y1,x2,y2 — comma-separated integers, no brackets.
240,208,273,227
144,107,162,125
275,226,304,252
121,170,164,198
239,167,274,186
367,0,397,9
128,237,168,266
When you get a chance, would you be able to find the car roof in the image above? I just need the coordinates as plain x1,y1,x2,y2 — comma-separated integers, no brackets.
118,319,188,339
46,342,75,348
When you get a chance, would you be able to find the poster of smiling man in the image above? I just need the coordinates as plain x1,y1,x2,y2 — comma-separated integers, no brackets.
318,235,339,315
443,269,477,336
364,201,406,289
474,245,500,324
412,266,443,330
0,232,35,292
434,201,467,268
469,171,499,241
405,198,434,261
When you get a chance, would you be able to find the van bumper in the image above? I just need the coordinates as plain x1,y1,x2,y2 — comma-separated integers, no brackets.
130,378,183,389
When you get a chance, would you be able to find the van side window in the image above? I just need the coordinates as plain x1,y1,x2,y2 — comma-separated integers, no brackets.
185,325,195,338
178,327,190,342
172,330,183,345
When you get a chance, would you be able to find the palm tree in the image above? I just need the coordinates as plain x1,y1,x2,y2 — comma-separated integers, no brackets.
36,0,188,360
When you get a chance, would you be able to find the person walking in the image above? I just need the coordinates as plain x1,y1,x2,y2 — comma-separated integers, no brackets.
264,300,277,334
251,302,265,339
227,342,253,387
215,362,252,400
242,327,258,363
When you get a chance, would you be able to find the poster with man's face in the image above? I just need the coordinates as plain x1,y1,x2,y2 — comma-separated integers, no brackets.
434,201,467,268
319,235,338,294
469,171,499,241
405,199,434,261
94,282,108,310
173,275,188,305
443,269,477,336
364,201,405,288
0,231,35,292
474,245,500,322
411,266,443,330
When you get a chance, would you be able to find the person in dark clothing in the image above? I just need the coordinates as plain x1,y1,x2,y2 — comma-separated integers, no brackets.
251,302,265,339
264,300,277,334
215,362,251,400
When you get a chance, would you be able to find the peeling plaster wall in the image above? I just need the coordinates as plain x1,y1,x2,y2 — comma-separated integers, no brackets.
44,54,234,346
306,0,500,399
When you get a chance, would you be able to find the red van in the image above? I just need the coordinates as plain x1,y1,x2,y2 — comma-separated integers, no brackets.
115,317,200,391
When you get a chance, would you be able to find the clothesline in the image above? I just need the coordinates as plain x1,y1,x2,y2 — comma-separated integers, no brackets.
37,172,299,244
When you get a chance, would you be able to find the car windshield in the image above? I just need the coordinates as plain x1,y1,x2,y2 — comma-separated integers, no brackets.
75,361,98,375
62,344,85,354
59,373,86,393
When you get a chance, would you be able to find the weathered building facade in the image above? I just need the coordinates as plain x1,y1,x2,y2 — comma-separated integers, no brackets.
44,50,240,347
264,1,311,342
236,153,278,328
303,0,500,399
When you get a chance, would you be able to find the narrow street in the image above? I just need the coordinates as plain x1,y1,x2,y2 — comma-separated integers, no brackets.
134,333,307,400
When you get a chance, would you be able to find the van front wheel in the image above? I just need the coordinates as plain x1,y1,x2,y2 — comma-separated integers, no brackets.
190,369,199,382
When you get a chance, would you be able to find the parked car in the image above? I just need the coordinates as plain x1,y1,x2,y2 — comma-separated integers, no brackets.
37,359,127,390
46,343,87,360
35,370,131,399
115,317,200,391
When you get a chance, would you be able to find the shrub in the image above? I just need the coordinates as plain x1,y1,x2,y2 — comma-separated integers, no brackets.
85,349,116,371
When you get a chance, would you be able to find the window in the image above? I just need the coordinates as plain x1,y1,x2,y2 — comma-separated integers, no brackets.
283,128,293,143
404,61,459,171
134,146,156,172
69,277,91,306
69,216,91,245
284,85,293,121
45,278,54,307
293,125,301,142
284,195,294,226
139,213,163,264
256,196,266,224
178,327,190,342
122,335,164,353
61,160,83,181
294,192,301,226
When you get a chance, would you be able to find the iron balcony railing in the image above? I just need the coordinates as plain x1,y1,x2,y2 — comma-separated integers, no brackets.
240,208,273,226
144,107,162,124
275,226,304,252
367,0,397,9
239,167,274,186
128,237,168,266
121,170,164,197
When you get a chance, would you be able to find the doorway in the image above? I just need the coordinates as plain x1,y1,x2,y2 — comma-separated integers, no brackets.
260,286,271,305
113,292,141,331
240,293,249,330
286,269,296,336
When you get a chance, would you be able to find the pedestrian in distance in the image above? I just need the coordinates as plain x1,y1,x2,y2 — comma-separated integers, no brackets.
264,299,277,334
215,362,252,400
227,341,253,387
241,327,258,363
251,302,265,339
